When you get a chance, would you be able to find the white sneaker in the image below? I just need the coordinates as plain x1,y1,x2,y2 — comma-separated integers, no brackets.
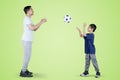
95,72,101,78
80,73,89,77
80,71,89,77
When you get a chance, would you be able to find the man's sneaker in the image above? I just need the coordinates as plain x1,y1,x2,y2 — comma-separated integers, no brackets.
80,71,89,77
95,72,100,78
26,70,33,74
20,71,33,77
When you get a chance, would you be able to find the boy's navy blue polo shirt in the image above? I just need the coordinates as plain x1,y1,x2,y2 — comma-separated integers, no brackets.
84,33,95,54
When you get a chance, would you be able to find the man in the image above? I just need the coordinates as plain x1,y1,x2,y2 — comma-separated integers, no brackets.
20,6,47,77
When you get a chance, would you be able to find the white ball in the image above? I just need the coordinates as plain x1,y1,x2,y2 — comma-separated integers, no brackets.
64,15,71,23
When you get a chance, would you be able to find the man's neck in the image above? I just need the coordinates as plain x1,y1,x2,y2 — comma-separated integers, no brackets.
26,14,31,18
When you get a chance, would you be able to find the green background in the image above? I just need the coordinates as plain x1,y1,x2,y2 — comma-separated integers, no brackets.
0,0,120,80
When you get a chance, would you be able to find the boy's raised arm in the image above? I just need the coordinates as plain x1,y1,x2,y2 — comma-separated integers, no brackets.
83,23,87,36
76,27,83,37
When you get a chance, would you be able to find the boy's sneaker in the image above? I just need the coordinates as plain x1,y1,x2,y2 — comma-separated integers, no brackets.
20,70,33,77
80,71,89,77
95,72,100,78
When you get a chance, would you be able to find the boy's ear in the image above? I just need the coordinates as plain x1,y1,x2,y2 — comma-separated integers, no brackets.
91,28,94,31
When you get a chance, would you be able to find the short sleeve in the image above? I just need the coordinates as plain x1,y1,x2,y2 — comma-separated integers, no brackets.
25,17,32,25
86,34,94,39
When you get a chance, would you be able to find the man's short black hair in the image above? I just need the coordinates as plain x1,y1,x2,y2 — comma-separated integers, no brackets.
24,6,31,14
89,24,97,32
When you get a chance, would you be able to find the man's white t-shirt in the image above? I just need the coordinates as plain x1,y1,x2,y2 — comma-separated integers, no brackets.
22,16,34,41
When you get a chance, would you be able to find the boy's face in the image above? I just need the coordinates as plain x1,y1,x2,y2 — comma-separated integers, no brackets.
27,8,34,16
88,26,93,32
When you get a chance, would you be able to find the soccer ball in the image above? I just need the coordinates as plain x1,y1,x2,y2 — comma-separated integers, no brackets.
64,15,71,23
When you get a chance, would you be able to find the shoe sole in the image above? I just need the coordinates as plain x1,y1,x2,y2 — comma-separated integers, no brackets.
20,75,33,77
95,76,100,78
80,74,89,77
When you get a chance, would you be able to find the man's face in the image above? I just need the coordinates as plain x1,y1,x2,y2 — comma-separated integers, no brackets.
28,8,34,16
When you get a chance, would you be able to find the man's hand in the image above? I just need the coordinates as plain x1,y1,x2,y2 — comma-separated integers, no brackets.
28,18,47,31
40,18,47,24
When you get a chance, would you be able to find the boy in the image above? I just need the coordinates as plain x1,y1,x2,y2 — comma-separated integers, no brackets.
76,23,101,78
20,6,47,77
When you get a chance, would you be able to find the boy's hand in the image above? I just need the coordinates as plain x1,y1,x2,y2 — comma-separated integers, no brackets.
80,34,83,37
76,27,83,37
76,27,81,33
83,23,86,36
83,23,87,27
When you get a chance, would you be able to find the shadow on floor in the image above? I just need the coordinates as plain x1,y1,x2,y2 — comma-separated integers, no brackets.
33,73,47,78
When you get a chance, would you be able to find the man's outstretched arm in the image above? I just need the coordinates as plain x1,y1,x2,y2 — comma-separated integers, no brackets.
28,18,47,31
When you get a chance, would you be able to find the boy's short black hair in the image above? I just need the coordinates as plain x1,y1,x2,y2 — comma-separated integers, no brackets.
24,6,31,14
89,24,97,32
